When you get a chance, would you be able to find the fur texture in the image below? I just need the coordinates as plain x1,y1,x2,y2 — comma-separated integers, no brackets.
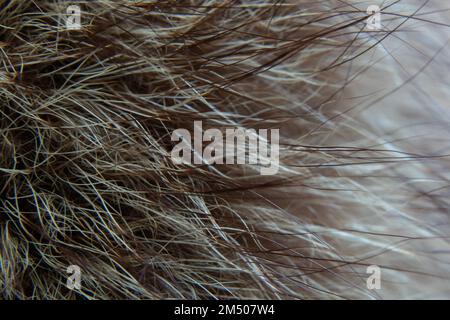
1,0,450,299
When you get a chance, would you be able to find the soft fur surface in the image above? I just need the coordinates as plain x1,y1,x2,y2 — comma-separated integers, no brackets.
1,0,450,299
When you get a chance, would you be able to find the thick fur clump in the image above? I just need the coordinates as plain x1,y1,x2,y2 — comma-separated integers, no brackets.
1,0,450,299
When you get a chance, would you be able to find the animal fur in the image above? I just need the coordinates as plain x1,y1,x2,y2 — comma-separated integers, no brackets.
1,0,450,299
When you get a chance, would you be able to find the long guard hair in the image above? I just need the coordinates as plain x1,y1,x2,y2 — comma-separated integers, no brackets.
1,0,450,299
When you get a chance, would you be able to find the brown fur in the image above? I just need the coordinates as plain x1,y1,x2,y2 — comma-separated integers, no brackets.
1,0,450,299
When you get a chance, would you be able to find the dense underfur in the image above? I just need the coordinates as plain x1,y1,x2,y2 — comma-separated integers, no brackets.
1,0,450,299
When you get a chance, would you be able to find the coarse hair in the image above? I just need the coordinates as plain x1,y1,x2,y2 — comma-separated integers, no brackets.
1,0,450,299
